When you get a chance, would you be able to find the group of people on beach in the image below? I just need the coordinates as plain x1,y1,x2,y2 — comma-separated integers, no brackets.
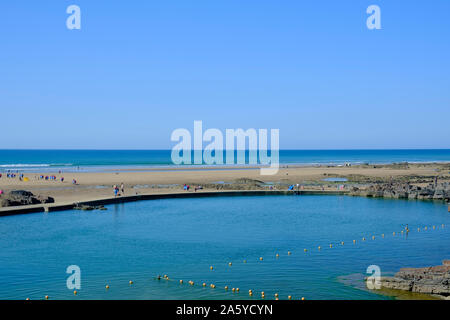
38,175,64,182
113,183,125,197
183,184,204,192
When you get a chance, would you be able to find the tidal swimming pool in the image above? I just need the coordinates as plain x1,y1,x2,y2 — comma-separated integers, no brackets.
0,195,449,300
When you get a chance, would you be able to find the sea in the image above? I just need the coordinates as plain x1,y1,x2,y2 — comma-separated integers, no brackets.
0,149,449,172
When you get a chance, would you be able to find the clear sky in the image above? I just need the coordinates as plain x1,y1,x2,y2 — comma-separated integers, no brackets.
0,0,449,149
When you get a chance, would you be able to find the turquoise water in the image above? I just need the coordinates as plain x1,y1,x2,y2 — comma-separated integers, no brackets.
1,149,449,172
0,195,449,300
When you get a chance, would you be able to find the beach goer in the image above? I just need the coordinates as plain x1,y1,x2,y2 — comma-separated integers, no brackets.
405,224,409,233
114,185,118,197
121,183,124,195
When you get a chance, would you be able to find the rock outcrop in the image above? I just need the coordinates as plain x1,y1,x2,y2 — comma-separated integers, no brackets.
73,204,107,211
0,190,54,207
380,260,450,299
350,182,450,202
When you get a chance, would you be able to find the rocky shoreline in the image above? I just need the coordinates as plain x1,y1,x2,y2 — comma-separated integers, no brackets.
0,190,54,207
380,260,450,300
349,182,450,202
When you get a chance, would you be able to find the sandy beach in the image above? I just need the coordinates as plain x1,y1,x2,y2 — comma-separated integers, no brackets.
1,163,449,205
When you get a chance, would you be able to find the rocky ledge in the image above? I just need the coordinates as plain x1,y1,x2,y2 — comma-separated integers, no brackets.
350,182,450,202
380,260,450,299
0,190,54,207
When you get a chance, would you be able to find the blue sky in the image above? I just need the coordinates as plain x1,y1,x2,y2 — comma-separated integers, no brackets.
0,0,449,149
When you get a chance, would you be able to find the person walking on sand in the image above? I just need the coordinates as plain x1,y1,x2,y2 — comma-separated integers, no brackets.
113,185,118,197
121,183,125,195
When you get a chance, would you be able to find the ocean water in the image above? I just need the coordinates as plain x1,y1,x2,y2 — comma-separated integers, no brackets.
0,195,448,300
0,149,449,172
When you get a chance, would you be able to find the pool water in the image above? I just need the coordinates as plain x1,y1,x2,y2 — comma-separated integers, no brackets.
0,195,449,300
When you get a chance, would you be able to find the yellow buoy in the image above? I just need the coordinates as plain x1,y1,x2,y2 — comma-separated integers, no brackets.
362,237,365,241
318,246,321,250
229,262,232,266
275,297,279,300
210,284,216,289
179,280,183,284
105,285,109,289
353,240,356,244
225,286,228,290
259,257,263,261
129,280,133,285
73,290,77,295
236,288,239,292
393,232,396,235
203,283,207,287
301,297,305,300
433,225,436,229
45,295,49,300
425,226,427,230
382,234,384,238
276,253,279,258
418,228,420,231
288,251,291,255
243,260,247,263
26,298,30,301
232,288,236,292
372,236,375,240
210,266,214,270
341,241,344,245
304,249,307,252
274,293,279,298
329,244,332,248
288,295,292,300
